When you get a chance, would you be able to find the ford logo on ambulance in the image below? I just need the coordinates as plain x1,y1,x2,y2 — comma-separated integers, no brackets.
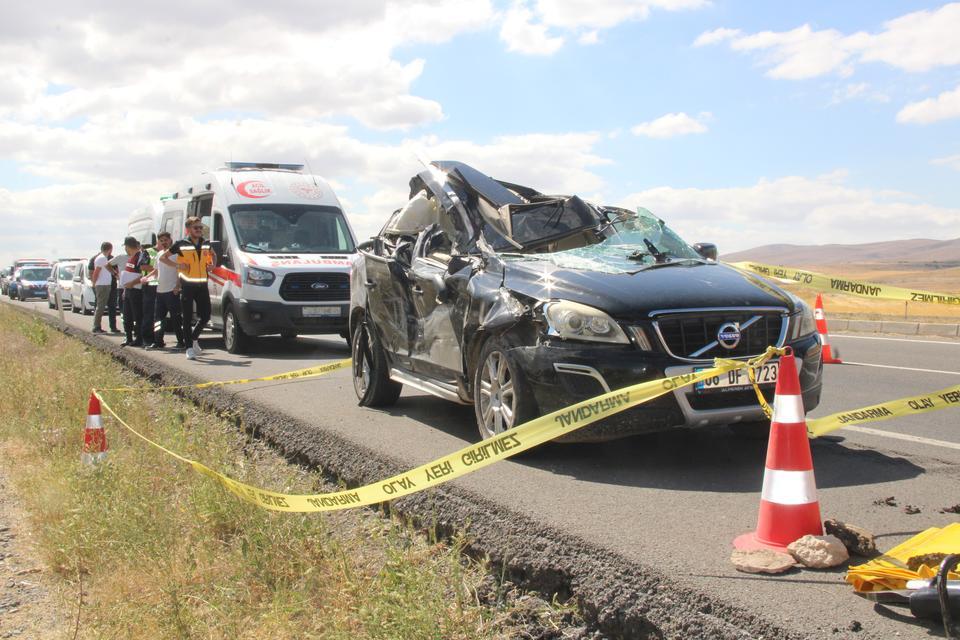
310,282,329,289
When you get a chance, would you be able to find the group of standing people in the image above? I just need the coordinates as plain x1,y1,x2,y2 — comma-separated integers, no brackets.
90,216,216,361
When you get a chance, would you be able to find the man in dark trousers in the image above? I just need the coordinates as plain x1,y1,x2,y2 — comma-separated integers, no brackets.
118,236,144,347
142,231,184,350
163,216,215,360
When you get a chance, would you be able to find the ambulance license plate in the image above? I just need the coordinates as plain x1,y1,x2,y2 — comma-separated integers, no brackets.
302,306,341,317
695,362,778,392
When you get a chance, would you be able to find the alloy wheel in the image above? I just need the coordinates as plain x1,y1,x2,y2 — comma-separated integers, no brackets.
352,326,371,399
478,350,516,437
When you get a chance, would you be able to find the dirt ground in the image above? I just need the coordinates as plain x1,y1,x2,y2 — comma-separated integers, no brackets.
0,464,67,639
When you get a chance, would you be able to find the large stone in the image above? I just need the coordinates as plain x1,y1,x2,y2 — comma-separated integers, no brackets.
731,548,796,574
824,519,878,557
787,535,850,568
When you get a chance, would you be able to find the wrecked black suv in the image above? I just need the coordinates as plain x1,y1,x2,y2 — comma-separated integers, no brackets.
349,161,822,442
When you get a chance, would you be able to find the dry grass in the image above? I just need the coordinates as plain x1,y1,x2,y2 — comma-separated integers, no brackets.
773,263,960,322
0,306,576,639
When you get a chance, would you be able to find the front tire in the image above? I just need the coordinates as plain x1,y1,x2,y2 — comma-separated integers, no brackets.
352,320,401,407
223,305,251,354
473,336,536,440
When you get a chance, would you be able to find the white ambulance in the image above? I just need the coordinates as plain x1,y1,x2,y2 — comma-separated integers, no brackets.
160,162,357,353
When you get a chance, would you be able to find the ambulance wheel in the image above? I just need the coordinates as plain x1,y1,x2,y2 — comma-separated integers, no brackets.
728,421,770,439
352,320,401,407
223,305,251,354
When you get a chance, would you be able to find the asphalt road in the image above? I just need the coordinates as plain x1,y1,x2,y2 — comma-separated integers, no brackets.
9,297,960,639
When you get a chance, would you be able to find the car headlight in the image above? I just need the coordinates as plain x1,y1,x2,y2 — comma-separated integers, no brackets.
245,267,275,286
542,300,629,344
790,299,817,339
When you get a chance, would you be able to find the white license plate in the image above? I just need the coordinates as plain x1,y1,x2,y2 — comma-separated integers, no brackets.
302,306,341,317
695,361,779,391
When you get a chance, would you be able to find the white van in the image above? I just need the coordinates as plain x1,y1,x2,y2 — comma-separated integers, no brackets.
128,202,164,247
160,162,357,353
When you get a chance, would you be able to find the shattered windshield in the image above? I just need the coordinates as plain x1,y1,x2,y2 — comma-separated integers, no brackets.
229,204,355,254
606,208,700,261
501,207,702,274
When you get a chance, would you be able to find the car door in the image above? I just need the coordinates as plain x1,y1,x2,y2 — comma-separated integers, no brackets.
408,240,462,378
360,244,417,368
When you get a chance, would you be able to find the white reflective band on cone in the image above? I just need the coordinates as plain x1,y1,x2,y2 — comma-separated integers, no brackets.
86,414,103,428
814,309,824,320
761,468,818,504
821,334,830,346
772,394,805,424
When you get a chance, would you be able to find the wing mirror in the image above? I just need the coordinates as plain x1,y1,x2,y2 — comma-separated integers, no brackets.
693,242,718,261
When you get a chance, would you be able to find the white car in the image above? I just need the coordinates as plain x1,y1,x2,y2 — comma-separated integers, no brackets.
47,260,80,309
71,259,96,315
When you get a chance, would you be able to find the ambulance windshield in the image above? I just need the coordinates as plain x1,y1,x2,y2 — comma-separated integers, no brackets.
229,204,355,254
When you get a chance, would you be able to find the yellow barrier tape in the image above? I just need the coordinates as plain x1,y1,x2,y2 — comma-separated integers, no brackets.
97,358,353,392
94,348,783,512
807,382,960,438
729,261,960,305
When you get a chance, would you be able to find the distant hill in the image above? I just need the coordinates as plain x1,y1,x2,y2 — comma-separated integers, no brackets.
724,238,960,267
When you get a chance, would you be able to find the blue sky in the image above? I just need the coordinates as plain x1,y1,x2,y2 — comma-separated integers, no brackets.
1,1,959,268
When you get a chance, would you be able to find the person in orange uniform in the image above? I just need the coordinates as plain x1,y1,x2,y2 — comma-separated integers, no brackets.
162,216,216,360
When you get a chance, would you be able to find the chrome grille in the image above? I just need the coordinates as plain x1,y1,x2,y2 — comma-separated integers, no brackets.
278,272,350,302
651,308,787,361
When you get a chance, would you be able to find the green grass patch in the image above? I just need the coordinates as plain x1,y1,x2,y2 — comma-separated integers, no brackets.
0,306,577,639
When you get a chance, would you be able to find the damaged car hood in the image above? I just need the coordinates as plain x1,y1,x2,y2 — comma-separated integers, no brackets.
502,252,794,319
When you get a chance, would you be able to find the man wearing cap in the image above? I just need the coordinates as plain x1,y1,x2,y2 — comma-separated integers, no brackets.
162,216,216,360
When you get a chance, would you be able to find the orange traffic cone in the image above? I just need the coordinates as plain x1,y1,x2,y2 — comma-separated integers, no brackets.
81,393,108,466
814,294,842,364
734,348,823,551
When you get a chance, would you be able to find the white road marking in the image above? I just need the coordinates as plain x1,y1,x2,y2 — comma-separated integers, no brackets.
841,361,960,376
833,334,960,346
843,426,960,452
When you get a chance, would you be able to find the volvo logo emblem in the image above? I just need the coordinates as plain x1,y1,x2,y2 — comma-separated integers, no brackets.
310,282,329,289
717,322,741,349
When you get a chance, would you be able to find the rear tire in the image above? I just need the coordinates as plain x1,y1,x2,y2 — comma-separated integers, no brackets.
223,305,251,354
352,320,401,407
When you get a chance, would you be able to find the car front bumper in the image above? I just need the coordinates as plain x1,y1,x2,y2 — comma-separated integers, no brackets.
235,299,349,336
510,333,823,442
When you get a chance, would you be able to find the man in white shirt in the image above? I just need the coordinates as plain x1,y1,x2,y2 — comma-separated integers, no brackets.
142,231,184,350
91,242,114,333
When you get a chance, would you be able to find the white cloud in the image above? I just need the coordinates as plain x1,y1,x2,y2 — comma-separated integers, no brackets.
630,112,710,138
931,154,960,171
695,3,960,79
500,0,707,55
618,170,960,252
830,82,890,105
500,2,565,55
897,84,960,124
0,0,495,131
693,27,740,47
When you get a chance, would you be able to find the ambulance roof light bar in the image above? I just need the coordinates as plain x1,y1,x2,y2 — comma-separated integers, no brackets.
223,162,304,172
